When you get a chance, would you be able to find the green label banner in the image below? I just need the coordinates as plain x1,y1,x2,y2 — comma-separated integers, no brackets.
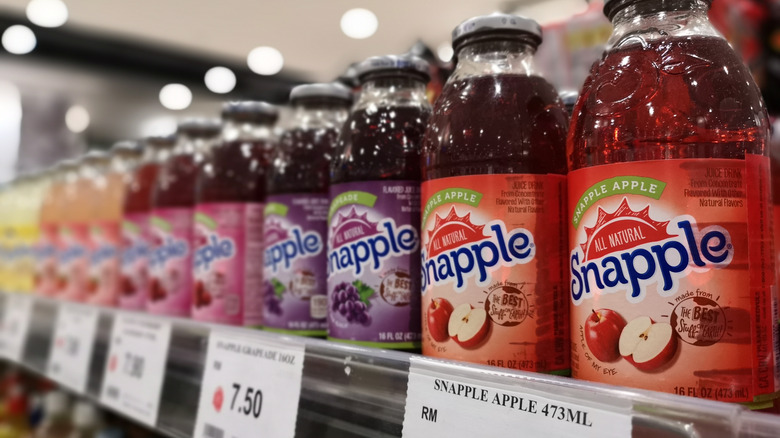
328,191,377,221
150,216,172,232
572,176,666,227
422,188,483,227
265,202,289,217
194,212,217,230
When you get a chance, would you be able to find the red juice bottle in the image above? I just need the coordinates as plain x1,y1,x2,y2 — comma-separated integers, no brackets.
420,14,570,373
328,55,431,349
192,102,277,326
120,135,176,310
264,83,351,336
149,120,221,317
568,0,776,405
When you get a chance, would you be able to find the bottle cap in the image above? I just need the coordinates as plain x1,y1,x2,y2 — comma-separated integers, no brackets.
603,0,712,20
452,13,542,50
221,101,278,124
110,140,143,154
177,118,222,137
145,134,177,148
355,55,430,82
290,83,352,103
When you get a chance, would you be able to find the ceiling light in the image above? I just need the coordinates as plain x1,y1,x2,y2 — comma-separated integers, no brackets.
65,105,90,133
204,66,236,94
340,8,378,39
26,0,68,28
437,43,454,63
247,46,284,76
159,83,192,110
2,25,36,55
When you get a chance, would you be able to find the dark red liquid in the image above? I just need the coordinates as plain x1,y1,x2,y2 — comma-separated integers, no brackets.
422,75,568,179
269,127,339,194
331,106,430,183
154,154,202,208
569,36,769,170
196,140,271,203
124,162,159,214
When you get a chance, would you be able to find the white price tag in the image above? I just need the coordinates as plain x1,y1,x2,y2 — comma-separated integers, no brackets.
100,313,172,427
0,294,33,361
46,303,99,393
193,331,305,438
402,357,632,438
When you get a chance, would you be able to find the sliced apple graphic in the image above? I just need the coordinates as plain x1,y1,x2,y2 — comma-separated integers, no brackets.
619,316,678,371
448,303,490,348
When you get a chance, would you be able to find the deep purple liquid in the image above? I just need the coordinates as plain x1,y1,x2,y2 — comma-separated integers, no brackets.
331,106,431,183
196,140,271,203
269,127,339,194
422,74,568,179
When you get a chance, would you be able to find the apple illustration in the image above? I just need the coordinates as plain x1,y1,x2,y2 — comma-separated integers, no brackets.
448,303,490,348
585,308,626,362
150,278,166,302
619,316,678,371
427,298,454,342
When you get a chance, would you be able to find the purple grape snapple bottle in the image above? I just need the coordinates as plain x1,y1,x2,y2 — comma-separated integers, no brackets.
264,83,351,336
328,55,431,349
194,102,278,327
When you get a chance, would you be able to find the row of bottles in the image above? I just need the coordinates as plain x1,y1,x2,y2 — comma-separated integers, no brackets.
0,0,776,407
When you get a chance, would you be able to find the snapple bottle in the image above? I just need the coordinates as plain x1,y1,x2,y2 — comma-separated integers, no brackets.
568,0,777,405
121,135,176,310
421,14,570,373
150,120,221,317
328,55,431,349
193,103,277,326
265,83,351,336
37,164,65,297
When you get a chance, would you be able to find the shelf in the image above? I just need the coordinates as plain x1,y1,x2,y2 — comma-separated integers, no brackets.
0,291,778,438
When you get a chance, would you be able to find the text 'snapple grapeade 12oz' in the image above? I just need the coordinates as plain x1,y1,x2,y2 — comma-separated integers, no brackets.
568,0,778,405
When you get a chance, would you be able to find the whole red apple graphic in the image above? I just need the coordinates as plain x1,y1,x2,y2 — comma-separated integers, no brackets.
585,308,626,362
427,298,454,342
619,316,678,371
448,303,490,348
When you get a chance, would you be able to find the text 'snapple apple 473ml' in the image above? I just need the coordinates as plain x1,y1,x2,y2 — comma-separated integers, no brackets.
421,14,570,372
568,0,778,405
264,83,351,335
328,55,431,349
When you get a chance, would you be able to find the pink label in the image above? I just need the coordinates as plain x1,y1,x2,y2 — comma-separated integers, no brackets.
192,203,264,326
147,207,193,317
58,224,89,302
86,221,121,307
119,213,150,310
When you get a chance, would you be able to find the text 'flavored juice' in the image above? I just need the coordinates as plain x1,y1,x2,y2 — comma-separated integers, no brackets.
150,120,221,317
568,0,777,405
421,14,570,373
264,83,351,336
193,102,277,326
328,55,431,349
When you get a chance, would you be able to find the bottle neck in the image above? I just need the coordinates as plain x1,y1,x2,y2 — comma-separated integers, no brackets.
354,76,429,112
608,0,720,50
451,39,537,81
221,120,275,143
174,134,220,156
290,99,349,130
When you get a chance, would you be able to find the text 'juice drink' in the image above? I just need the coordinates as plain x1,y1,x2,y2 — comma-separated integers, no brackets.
568,0,778,404
193,102,278,326
121,135,176,310
328,55,431,349
150,120,221,317
421,14,570,373
264,83,351,336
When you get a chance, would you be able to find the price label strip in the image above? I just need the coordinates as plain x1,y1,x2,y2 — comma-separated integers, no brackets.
47,303,100,393
0,294,34,361
100,313,172,427
402,357,632,438
193,331,305,438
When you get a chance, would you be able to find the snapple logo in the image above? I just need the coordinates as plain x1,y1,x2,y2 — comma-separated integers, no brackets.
570,198,733,304
91,244,118,266
37,244,56,261
150,235,189,269
194,233,236,272
264,220,322,273
121,239,148,267
328,207,418,275
421,207,535,292
59,244,87,264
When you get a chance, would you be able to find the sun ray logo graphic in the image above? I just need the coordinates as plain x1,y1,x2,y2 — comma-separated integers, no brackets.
330,207,380,248
264,219,289,246
426,207,486,258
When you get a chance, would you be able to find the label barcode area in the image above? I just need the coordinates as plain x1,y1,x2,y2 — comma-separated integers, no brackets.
204,423,224,438
106,386,120,400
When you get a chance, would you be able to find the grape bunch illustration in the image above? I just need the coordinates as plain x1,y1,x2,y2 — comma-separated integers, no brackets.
332,281,371,325
264,279,283,316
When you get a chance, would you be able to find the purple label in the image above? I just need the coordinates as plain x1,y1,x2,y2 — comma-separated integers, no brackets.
192,203,264,326
147,207,192,317
327,181,422,347
263,194,328,334
119,213,149,310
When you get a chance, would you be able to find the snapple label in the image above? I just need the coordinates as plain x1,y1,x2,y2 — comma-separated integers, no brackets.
327,181,422,348
569,157,779,404
57,224,90,302
119,213,150,310
147,208,193,317
421,175,569,373
191,203,264,327
263,194,328,335
86,222,121,306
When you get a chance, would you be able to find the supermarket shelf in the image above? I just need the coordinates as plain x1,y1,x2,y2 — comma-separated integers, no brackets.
1,291,779,438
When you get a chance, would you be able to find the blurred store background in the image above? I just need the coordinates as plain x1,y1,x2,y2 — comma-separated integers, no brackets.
0,0,773,183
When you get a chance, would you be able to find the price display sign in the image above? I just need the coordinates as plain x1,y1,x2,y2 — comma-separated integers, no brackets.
193,331,305,438
0,294,33,361
47,303,99,392
402,357,632,438
100,313,172,427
